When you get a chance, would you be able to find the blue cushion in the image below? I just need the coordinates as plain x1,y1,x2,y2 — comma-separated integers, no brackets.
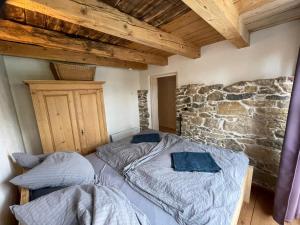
131,133,161,143
171,152,221,173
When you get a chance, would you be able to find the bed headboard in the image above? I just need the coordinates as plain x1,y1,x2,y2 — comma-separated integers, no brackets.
110,127,140,142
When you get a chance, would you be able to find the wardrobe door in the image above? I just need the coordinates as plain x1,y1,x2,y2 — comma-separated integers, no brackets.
32,90,81,153
74,89,108,155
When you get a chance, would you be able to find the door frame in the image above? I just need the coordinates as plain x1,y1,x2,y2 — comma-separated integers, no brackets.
149,72,177,130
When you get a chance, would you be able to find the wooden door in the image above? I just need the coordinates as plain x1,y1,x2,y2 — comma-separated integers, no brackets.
31,90,81,153
74,89,108,155
157,75,177,133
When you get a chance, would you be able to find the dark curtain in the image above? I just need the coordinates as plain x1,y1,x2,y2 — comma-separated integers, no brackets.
273,49,300,224
0,0,6,18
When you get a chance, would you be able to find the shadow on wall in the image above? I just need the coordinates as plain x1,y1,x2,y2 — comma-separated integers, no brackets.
176,76,293,190
11,83,43,155
0,55,26,225
0,157,21,225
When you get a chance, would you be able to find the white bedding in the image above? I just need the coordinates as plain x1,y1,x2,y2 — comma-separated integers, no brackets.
86,153,179,225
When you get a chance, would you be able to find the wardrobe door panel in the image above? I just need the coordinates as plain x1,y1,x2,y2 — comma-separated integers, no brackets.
74,90,108,155
31,91,54,153
35,91,81,153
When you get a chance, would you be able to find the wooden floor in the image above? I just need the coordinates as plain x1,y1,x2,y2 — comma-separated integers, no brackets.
238,186,300,225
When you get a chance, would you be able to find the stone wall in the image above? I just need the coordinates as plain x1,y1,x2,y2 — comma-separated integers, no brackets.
176,77,293,190
138,90,149,131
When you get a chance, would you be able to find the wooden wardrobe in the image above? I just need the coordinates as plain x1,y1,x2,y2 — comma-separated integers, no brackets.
25,80,108,155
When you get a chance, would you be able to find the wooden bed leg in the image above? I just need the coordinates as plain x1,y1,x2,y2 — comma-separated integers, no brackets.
19,182,29,225
243,166,253,203
19,187,29,205
19,169,30,205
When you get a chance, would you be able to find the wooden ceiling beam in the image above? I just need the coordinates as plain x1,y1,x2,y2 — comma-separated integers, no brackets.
245,5,300,31
234,0,300,15
0,40,148,70
240,0,300,31
5,0,200,58
0,20,167,66
181,0,249,48
233,0,276,14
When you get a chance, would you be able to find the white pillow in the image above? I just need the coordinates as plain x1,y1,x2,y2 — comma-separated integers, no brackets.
10,152,96,190
12,152,47,169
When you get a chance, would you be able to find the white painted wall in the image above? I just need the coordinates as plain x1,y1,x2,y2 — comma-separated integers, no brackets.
140,21,300,129
0,56,25,225
94,67,140,135
2,56,141,153
3,57,54,154
140,20,300,89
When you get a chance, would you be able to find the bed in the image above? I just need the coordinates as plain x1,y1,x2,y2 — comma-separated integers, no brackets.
18,151,253,225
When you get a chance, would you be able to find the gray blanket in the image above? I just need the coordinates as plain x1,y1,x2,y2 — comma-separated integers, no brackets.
124,134,249,225
11,184,150,225
96,135,161,174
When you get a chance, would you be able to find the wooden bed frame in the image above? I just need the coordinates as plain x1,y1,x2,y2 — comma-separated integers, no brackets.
19,165,253,225
231,165,253,225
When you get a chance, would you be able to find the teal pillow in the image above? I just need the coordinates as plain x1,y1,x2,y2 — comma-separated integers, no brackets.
131,133,161,143
171,152,221,173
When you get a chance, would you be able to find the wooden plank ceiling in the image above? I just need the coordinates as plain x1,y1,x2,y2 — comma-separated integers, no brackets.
0,0,299,70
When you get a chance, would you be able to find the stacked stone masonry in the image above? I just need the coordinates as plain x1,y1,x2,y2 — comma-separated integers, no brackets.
138,90,149,131
176,76,293,190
